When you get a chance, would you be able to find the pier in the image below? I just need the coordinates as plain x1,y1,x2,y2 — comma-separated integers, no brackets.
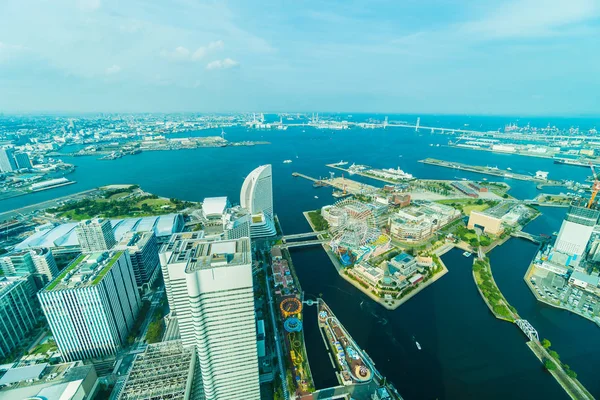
292,172,378,196
419,158,558,183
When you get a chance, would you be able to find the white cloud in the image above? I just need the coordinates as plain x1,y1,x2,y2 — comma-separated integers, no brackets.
78,0,101,12
206,58,239,70
105,64,121,74
162,40,225,62
461,0,599,39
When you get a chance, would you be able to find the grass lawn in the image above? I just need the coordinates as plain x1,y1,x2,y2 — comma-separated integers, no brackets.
30,340,57,355
462,203,490,215
135,198,172,208
109,192,130,200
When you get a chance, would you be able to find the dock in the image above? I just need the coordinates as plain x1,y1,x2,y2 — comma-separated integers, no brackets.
419,158,559,184
292,172,378,196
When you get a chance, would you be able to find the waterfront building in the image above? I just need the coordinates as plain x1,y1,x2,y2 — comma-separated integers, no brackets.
0,147,17,173
76,218,117,252
159,235,260,400
389,252,418,277
0,248,58,288
13,152,32,170
116,231,160,288
389,201,460,242
198,197,251,240
38,251,141,361
0,361,98,400
0,276,39,360
241,164,276,238
554,203,600,258
15,214,184,257
118,340,196,400
467,203,528,235
568,270,600,290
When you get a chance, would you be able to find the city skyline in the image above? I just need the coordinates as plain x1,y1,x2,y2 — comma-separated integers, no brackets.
1,0,599,115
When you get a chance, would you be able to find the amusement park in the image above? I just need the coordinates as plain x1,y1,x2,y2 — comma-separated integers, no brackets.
321,198,392,267
270,246,315,397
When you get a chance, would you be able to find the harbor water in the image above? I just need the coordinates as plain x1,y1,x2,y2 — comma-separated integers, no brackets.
2,121,598,399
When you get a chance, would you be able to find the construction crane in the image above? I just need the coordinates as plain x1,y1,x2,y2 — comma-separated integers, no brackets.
588,164,600,208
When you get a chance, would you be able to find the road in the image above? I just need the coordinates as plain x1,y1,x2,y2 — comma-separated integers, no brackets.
0,188,100,222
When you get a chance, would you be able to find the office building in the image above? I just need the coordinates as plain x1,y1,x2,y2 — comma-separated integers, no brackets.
38,251,141,361
0,148,17,173
555,203,600,257
240,164,276,238
199,197,251,240
160,235,260,400
0,361,98,400
118,341,196,400
13,152,32,170
467,203,529,235
116,231,160,288
75,218,117,252
0,276,39,360
0,248,58,289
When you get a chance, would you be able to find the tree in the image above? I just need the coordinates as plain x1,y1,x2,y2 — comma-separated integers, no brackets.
544,359,557,371
541,338,551,349
549,350,560,360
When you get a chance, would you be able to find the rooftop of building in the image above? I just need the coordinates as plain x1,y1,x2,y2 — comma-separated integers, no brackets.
202,196,229,217
119,341,194,400
44,251,123,291
392,252,414,264
162,235,251,271
477,202,514,219
15,214,183,251
0,361,94,398
0,276,27,298
117,230,154,249
570,270,600,286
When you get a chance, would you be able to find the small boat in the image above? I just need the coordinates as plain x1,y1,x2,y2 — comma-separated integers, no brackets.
507,167,512,171
314,196,319,199
416,342,421,350
283,159,292,164
463,251,472,257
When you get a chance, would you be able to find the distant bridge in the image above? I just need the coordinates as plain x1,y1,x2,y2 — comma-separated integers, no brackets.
516,319,539,342
510,231,547,244
280,239,328,249
282,231,327,240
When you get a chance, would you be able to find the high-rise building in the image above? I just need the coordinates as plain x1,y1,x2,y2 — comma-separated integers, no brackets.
554,203,600,258
118,341,196,400
0,249,59,287
116,231,160,288
160,235,260,400
0,148,17,173
13,152,32,170
0,276,39,360
75,218,117,252
38,251,141,361
31,248,60,283
240,164,276,238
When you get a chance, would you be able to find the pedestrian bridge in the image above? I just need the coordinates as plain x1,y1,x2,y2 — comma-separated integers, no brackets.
511,231,545,244
280,238,328,249
516,319,539,342
282,231,327,240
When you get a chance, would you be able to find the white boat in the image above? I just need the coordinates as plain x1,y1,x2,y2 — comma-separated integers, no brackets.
333,160,348,166
314,196,319,199
463,251,472,257
283,159,292,164
416,342,421,350
507,167,512,171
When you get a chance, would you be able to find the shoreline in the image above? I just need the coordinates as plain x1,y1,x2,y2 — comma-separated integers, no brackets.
524,262,600,328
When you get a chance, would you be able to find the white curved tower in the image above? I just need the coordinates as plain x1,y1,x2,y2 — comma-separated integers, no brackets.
241,165,276,237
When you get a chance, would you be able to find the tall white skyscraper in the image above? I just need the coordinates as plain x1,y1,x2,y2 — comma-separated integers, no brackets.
0,248,58,286
75,218,117,252
160,235,260,400
240,164,276,237
0,147,17,173
0,276,38,360
555,203,600,258
38,251,140,361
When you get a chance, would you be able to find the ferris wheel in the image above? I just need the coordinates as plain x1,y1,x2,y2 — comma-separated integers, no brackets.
328,199,378,253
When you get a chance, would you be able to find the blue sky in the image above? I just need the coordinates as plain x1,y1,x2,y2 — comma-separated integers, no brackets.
0,0,599,114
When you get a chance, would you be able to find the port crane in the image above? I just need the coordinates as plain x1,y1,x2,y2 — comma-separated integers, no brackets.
588,164,600,208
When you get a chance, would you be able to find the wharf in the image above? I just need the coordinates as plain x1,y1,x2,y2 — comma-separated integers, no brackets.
326,163,400,185
419,158,559,184
293,172,378,196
